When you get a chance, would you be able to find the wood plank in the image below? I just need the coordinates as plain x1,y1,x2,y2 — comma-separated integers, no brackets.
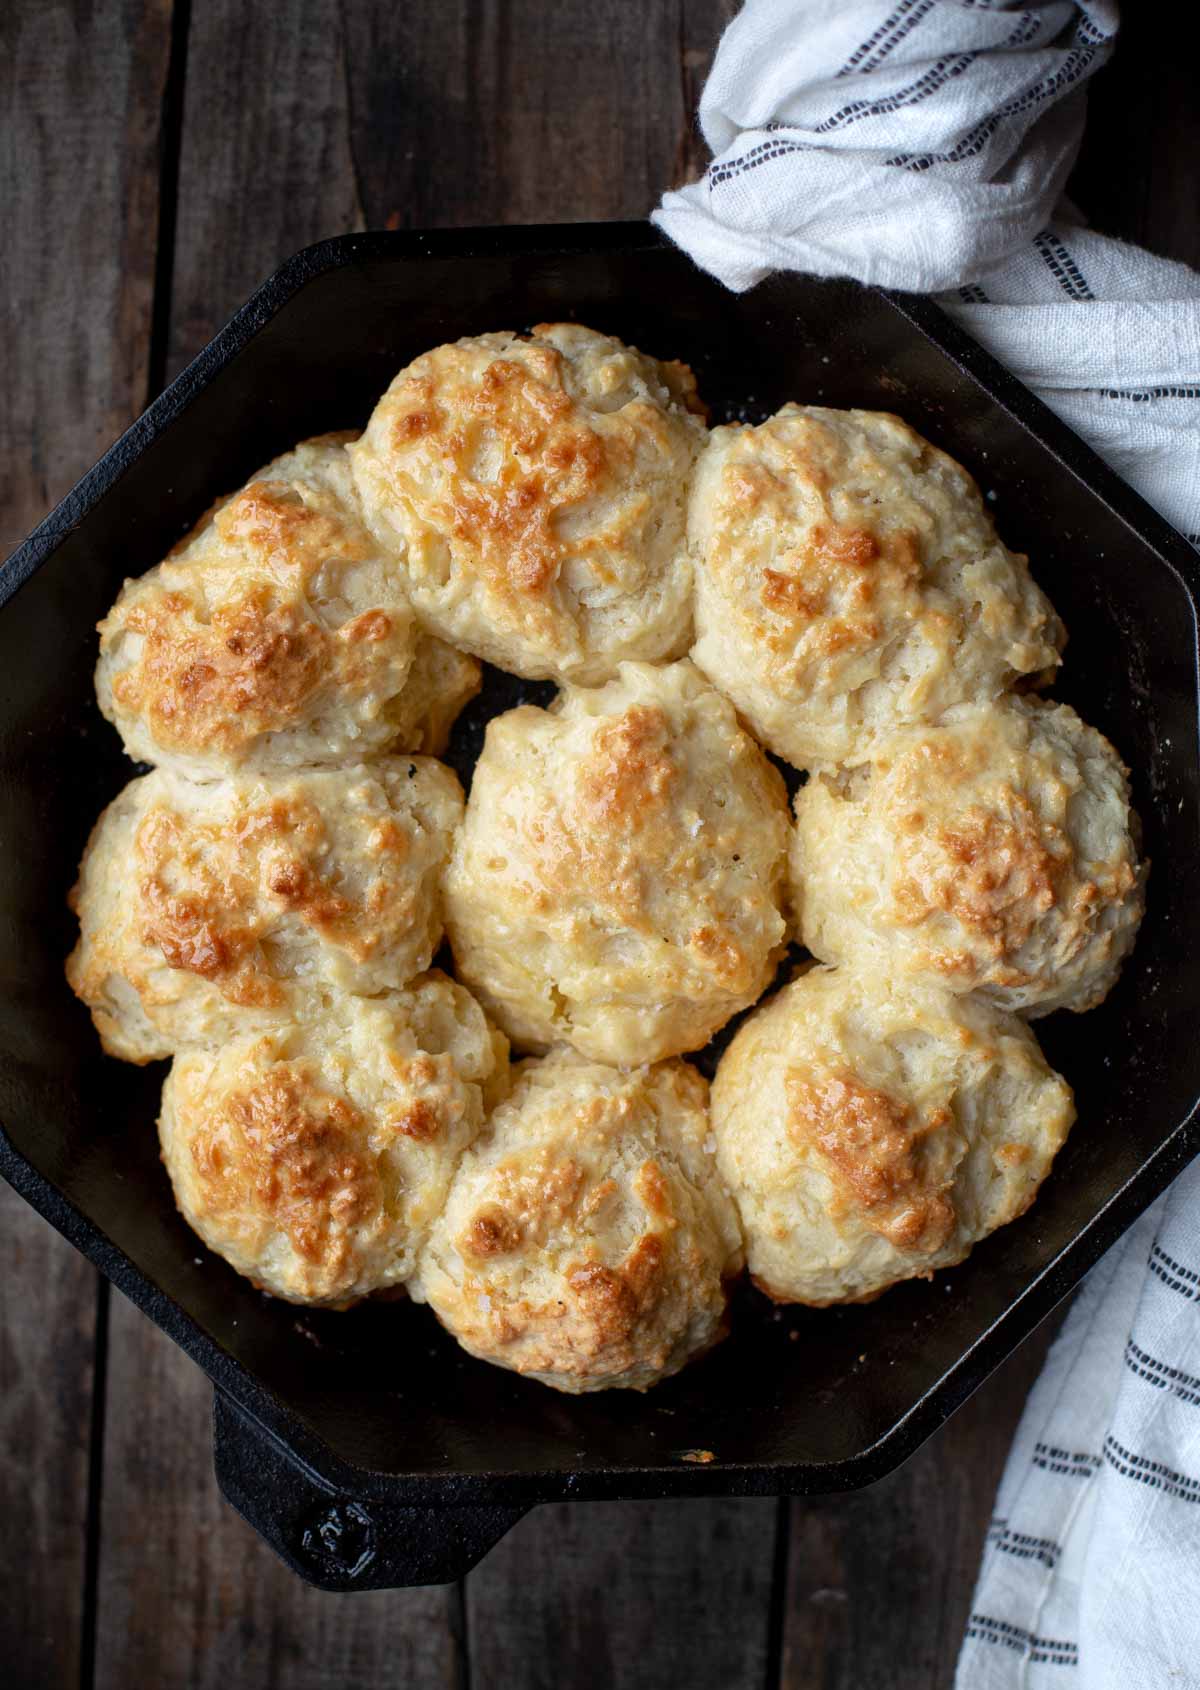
93,1299,460,1690
164,0,365,378
468,1497,781,1690
0,1,169,539
337,0,736,229
0,5,172,1687
780,1322,1056,1690
0,1189,100,1690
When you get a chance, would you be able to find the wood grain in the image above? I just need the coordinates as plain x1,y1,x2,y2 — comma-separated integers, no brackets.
467,1497,782,1690
93,1299,459,1690
0,1189,100,1690
0,4,171,1687
0,0,170,543
338,0,734,231
165,0,365,377
780,1323,1057,1690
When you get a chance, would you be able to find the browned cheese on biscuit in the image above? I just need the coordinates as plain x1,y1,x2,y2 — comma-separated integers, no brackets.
443,659,791,1065
97,434,478,774
68,758,463,1060
159,974,509,1306
711,964,1075,1304
791,696,1146,1016
349,325,707,683
688,406,1064,769
414,1048,743,1391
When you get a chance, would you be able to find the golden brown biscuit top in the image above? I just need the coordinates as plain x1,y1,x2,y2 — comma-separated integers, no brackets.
892,796,1067,958
575,703,678,824
387,345,608,603
710,964,1076,1305
376,333,693,604
134,762,458,994
98,434,416,765
417,1052,741,1387
450,1105,696,1372
350,326,705,681
474,664,788,996
876,703,1139,982
191,1062,385,1277
64,759,464,1068
791,697,1146,1018
451,1128,675,1365
698,408,1004,670
137,796,355,1002
786,1069,956,1254
161,974,508,1305
689,405,1065,769
452,1061,710,1269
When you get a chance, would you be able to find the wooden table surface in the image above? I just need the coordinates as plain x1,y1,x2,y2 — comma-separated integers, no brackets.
2,6,1197,1688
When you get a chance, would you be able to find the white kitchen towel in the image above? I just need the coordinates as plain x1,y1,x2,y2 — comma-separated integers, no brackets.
654,0,1200,543
654,3,1200,1685
656,0,1118,294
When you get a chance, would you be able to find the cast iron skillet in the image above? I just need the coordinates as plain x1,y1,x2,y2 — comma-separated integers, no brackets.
1,224,1197,1591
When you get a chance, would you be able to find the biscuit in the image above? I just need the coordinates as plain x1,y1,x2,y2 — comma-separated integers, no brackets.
791,697,1146,1016
710,964,1075,1304
388,631,482,756
689,406,1064,769
160,973,509,1306
349,324,706,684
443,660,791,1065
414,1048,743,1391
67,757,463,1061
96,435,475,774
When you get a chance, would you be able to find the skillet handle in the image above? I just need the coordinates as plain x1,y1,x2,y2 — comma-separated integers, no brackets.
212,1390,526,1590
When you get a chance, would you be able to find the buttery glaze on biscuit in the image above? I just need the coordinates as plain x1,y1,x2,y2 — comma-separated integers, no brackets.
442,659,791,1066
96,435,479,774
688,405,1064,769
159,974,509,1306
711,965,1075,1304
67,758,463,1060
791,696,1147,1016
349,325,707,684
414,1049,743,1391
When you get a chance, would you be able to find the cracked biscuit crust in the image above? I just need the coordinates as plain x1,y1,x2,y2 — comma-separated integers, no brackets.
710,965,1075,1304
349,324,707,684
689,405,1064,769
443,660,791,1065
414,1049,743,1391
791,696,1146,1016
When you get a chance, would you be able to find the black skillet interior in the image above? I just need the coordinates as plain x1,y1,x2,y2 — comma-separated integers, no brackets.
2,226,1199,1520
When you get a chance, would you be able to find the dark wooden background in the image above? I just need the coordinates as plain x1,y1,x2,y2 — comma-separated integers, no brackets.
2,6,1196,1687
